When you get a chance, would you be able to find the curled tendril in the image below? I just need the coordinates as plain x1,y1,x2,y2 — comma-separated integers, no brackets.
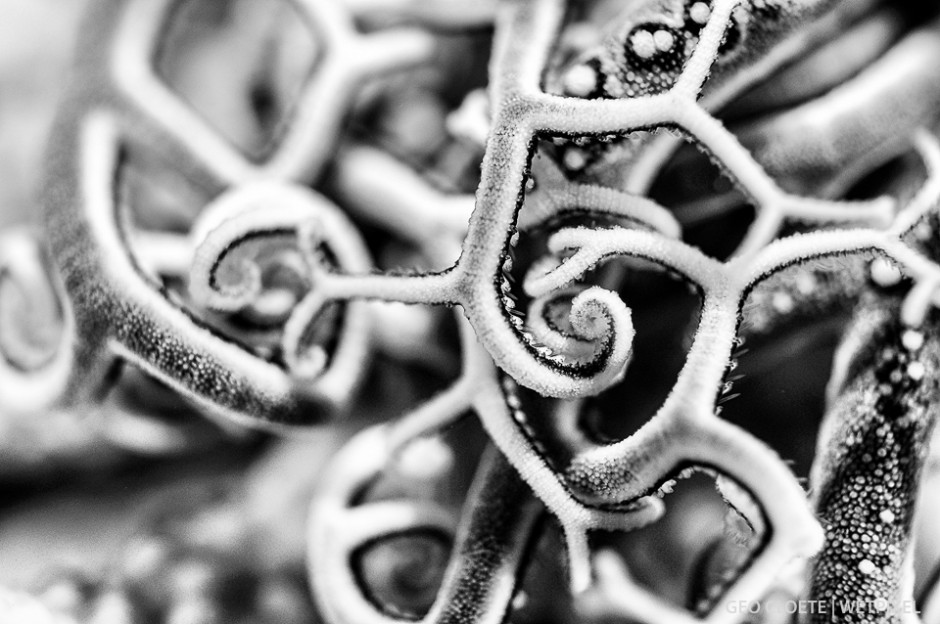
24,0,441,428
524,286,618,367
452,0,887,400
189,182,368,310
10,0,940,620
77,0,940,615
488,124,940,620
190,181,373,387
0,230,74,415
507,222,828,599
531,130,940,350
521,285,636,384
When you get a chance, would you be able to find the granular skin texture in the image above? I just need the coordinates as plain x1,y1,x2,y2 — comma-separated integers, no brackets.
810,302,940,624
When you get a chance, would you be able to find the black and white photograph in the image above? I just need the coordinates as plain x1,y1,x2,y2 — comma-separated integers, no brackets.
1,0,939,623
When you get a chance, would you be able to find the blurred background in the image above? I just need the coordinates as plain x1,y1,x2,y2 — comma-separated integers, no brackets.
0,0,87,229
